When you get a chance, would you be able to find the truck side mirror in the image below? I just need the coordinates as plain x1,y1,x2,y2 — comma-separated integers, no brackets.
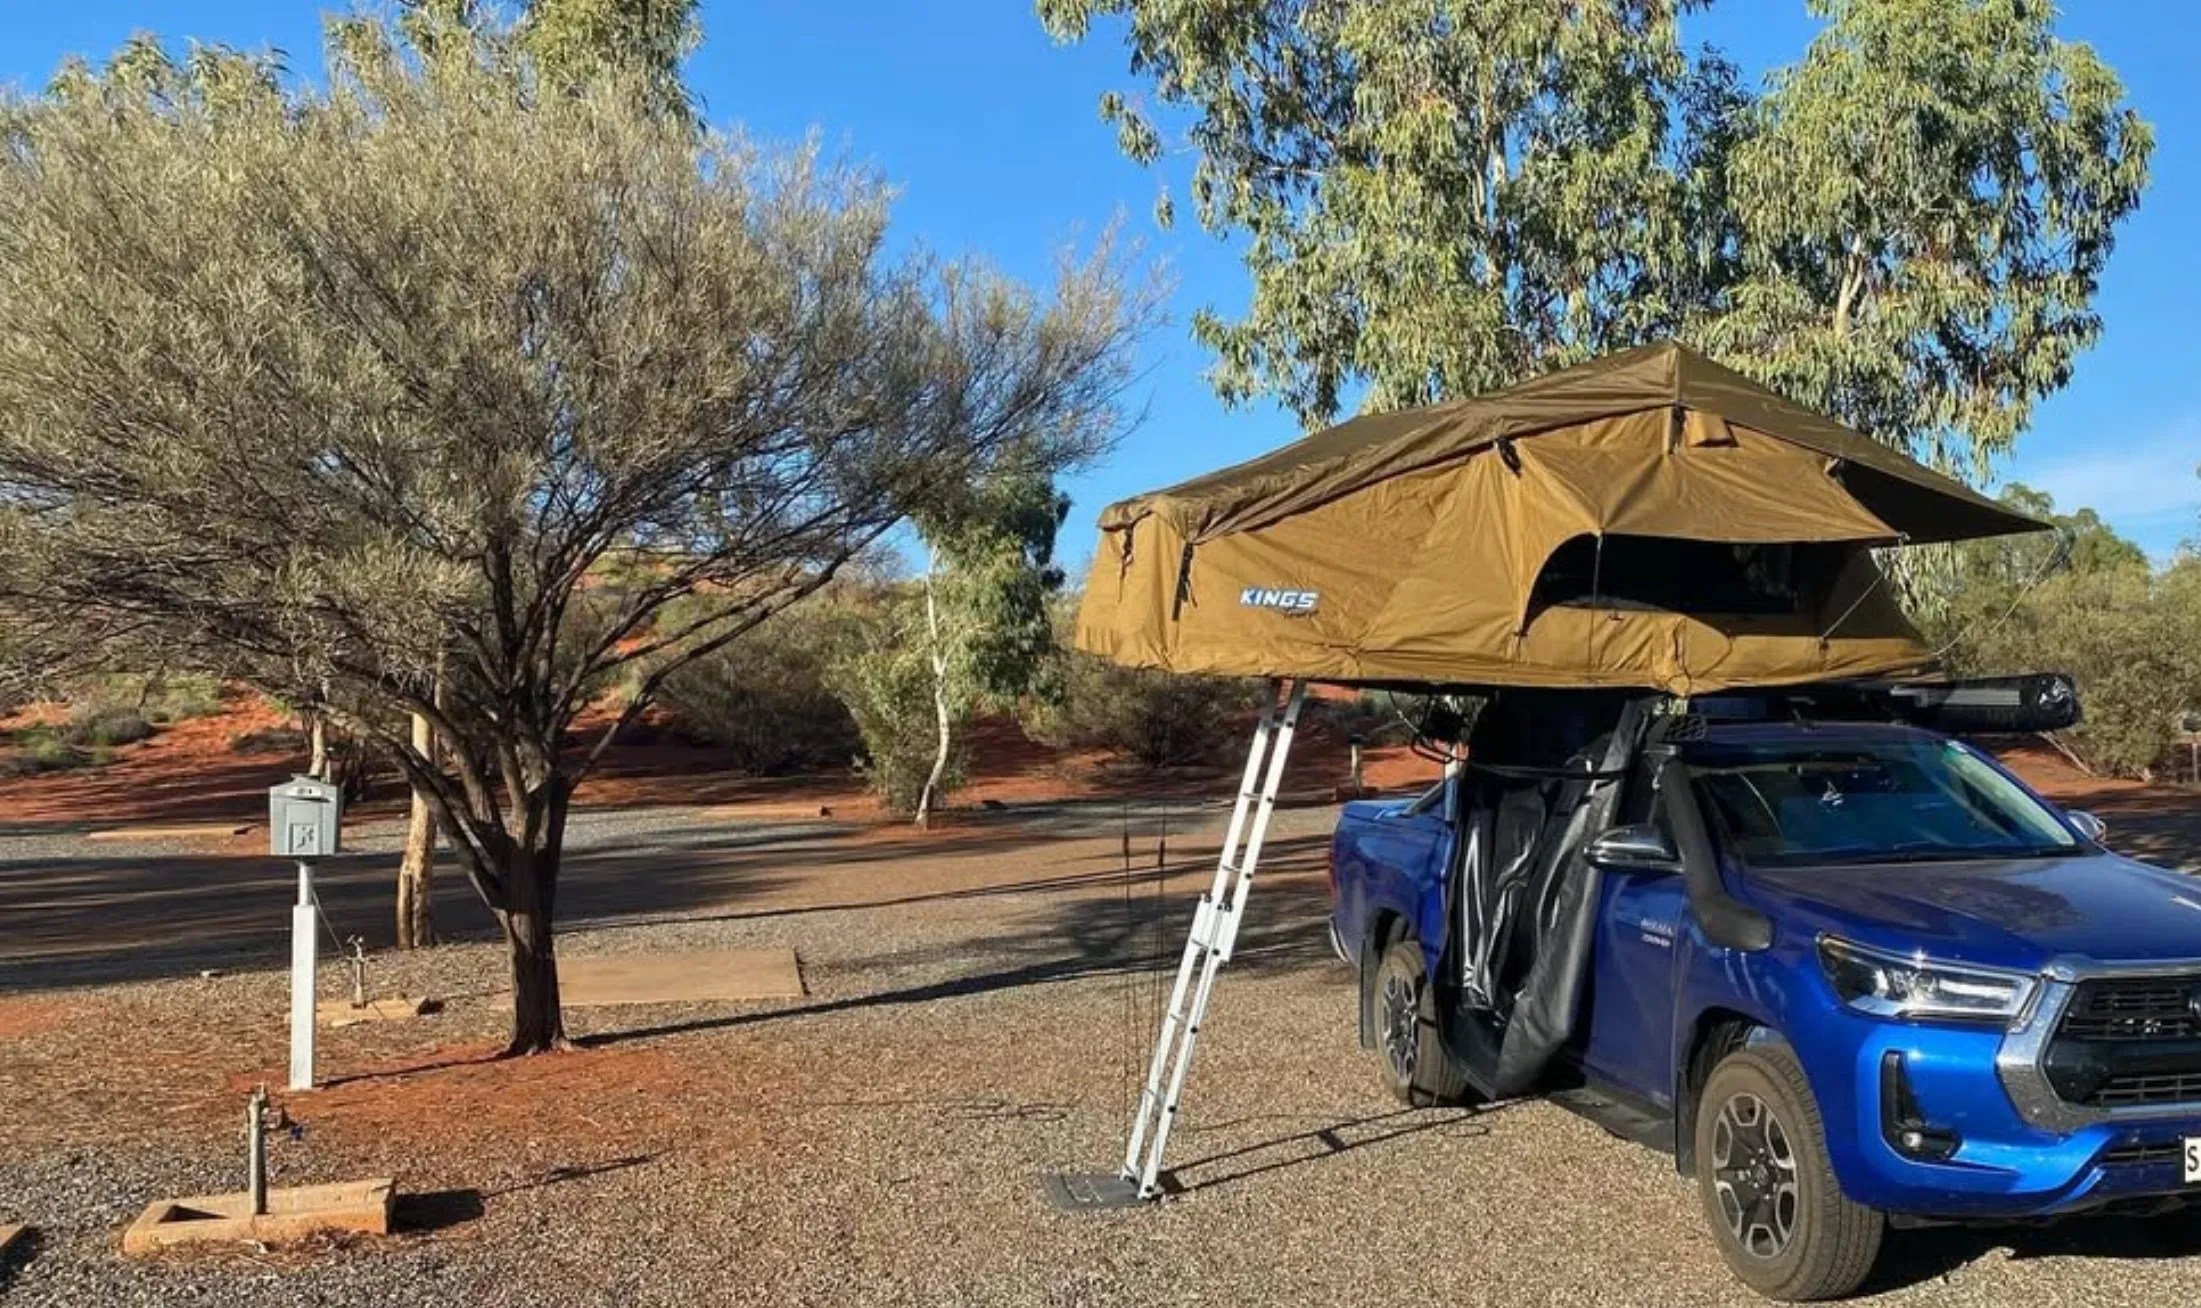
1588,823,1681,873
2065,810,2106,843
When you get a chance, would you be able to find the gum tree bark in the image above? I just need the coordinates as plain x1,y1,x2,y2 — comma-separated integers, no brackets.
915,545,953,830
395,705,437,950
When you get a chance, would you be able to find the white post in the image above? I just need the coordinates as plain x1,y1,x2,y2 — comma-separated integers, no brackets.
289,861,317,1091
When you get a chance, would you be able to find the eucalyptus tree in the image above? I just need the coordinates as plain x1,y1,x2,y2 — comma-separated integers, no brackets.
911,475,1073,826
825,474,1072,826
1702,0,2152,478
0,16,1141,1052
517,0,701,124
1045,0,2150,483
1039,0,1714,424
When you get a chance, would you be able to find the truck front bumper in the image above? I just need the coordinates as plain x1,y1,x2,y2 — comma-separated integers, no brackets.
1799,971,2201,1221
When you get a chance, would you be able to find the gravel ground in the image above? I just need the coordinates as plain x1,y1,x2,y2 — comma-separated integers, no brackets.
5,801,2201,1306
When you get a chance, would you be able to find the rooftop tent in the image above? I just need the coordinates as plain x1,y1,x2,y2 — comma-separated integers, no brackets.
1074,341,2046,694
1078,343,2057,1206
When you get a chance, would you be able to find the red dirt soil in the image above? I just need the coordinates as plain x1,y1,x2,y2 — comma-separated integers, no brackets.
228,1038,778,1165
0,691,1440,830
0,692,300,826
0,997,83,1040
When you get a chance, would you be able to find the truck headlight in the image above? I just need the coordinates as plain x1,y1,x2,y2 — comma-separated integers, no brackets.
1816,936,2037,1025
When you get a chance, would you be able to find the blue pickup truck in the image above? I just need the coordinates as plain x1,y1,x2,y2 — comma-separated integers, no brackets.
1328,682,2201,1301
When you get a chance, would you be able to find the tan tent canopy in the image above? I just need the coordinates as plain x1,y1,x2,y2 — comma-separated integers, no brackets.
1074,341,2046,693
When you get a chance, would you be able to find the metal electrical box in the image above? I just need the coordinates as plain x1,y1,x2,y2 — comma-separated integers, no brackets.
269,775,342,859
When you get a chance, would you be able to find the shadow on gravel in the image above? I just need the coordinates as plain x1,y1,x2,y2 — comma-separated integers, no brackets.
394,1188,486,1235
1867,1208,2201,1293
0,1226,40,1289
594,862,1202,933
1167,1104,1502,1194
0,795,1272,991
320,1045,508,1090
486,1154,657,1198
582,847,1337,1050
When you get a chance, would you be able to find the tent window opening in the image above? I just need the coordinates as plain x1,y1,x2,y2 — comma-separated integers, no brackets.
1528,535,1840,619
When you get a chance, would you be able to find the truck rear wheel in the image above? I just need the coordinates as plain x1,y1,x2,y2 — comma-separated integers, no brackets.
1695,1043,1882,1301
1373,937,1470,1106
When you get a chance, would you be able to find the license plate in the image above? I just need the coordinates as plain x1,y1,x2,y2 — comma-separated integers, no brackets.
2188,1138,2201,1185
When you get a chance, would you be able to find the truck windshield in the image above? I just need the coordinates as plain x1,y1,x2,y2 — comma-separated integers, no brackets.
1687,734,2082,868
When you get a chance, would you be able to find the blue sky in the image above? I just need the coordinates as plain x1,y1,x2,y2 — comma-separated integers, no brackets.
7,2,2196,564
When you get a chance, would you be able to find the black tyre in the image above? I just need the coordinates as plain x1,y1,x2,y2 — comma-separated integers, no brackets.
1372,936,1470,1106
1695,1042,1883,1301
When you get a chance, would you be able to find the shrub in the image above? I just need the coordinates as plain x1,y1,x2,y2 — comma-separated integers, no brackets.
64,705,154,747
1940,557,2201,778
143,675,223,724
826,600,962,812
651,599,865,775
0,732,94,776
231,726,308,755
1026,651,1262,768
1303,690,1408,744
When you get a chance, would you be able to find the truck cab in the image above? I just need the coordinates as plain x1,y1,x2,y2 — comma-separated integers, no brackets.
1328,686,2201,1301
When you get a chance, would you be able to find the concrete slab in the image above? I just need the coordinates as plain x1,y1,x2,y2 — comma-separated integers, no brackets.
121,1179,393,1256
557,947,804,1006
86,822,253,842
317,995,437,1029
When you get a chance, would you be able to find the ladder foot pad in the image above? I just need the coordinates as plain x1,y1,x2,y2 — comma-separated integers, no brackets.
1040,1172,1150,1211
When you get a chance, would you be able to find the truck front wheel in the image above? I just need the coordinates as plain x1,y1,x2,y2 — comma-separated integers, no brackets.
1695,1043,1883,1301
1372,937,1470,1107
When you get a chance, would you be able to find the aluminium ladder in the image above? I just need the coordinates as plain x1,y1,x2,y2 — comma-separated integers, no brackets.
1120,678,1308,1198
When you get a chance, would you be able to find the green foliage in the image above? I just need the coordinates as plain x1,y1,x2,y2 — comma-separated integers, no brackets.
66,705,155,748
1042,0,1706,422
143,675,225,725
1025,647,1263,768
0,10,1141,1046
827,592,965,811
57,671,227,729
922,473,1076,705
1701,0,2153,477
829,475,1080,817
1047,0,2150,477
0,725,99,776
1930,486,2201,778
0,10,1138,828
651,592,865,774
516,0,700,124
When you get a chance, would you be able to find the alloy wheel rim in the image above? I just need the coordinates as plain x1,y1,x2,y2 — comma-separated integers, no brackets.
1710,1091,1800,1259
1381,973,1418,1084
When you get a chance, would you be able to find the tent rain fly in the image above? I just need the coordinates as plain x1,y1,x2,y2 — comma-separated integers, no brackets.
1073,341,2044,694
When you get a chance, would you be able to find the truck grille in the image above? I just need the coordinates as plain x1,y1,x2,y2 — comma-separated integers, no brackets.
2093,1073,2201,1108
2061,978,2201,1042
2045,974,2201,1110
2102,1141,2185,1168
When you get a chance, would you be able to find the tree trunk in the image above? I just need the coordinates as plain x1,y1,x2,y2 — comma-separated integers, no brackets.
915,546,952,829
503,879,566,1055
307,710,329,779
395,707,437,950
497,781,573,1056
917,671,952,829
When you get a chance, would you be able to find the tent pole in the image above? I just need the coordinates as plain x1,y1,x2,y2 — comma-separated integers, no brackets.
1121,678,1308,1198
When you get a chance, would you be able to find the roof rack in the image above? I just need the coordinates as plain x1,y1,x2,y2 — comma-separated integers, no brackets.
1696,673,2081,735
